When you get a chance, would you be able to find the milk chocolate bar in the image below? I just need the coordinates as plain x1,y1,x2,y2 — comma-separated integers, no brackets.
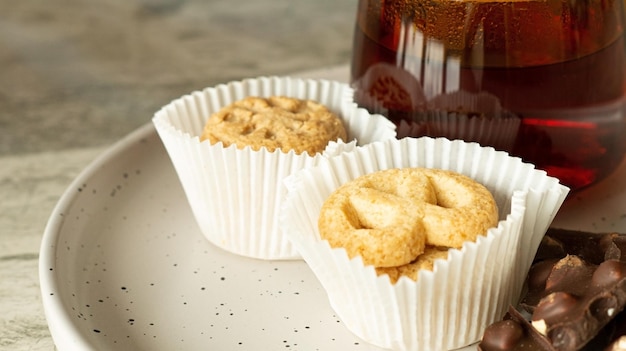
478,228,626,351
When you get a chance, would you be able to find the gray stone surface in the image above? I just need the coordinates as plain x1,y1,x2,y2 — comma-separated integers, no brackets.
0,0,355,349
0,0,356,155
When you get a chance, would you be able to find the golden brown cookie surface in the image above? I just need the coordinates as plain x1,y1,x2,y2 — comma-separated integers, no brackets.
375,246,449,283
318,180,428,268
317,167,499,281
200,96,347,155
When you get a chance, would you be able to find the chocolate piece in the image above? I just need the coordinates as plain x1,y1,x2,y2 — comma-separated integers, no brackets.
544,256,595,295
532,292,580,328
525,259,560,299
525,258,626,350
479,229,626,351
480,319,525,351
479,306,555,351
522,256,596,313
479,305,626,351
533,235,567,262
605,336,626,351
532,259,626,350
527,256,626,350
537,228,626,264
593,260,626,288
598,308,626,351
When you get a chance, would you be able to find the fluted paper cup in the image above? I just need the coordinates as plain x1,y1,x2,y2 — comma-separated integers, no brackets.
281,137,569,350
152,76,396,260
396,90,521,151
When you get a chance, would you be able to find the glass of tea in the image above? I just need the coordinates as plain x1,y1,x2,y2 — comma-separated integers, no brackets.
350,0,626,191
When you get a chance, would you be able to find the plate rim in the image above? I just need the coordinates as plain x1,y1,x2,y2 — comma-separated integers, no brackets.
38,123,156,350
37,121,484,351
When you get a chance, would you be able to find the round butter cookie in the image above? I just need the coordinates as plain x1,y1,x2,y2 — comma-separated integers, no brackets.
201,96,347,155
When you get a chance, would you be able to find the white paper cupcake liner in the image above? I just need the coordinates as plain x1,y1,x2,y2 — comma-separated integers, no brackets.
152,76,396,260
281,137,569,350
394,90,521,150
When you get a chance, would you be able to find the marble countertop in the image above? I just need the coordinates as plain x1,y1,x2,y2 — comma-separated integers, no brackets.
0,1,354,349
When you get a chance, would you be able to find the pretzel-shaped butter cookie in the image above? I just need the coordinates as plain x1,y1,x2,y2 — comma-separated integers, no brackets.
318,168,498,270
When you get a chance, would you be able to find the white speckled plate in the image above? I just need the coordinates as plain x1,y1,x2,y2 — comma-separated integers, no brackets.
39,122,481,351
38,64,626,349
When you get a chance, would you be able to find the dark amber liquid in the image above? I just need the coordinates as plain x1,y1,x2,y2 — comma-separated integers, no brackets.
351,0,626,191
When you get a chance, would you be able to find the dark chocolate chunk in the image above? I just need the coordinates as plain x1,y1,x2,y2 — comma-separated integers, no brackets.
539,229,626,265
534,259,626,350
592,260,626,288
480,229,626,351
478,306,555,351
544,256,595,295
522,255,595,313
605,336,626,351
534,236,566,262
576,304,626,350
601,307,626,350
527,259,560,294
480,319,524,350
532,292,581,327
